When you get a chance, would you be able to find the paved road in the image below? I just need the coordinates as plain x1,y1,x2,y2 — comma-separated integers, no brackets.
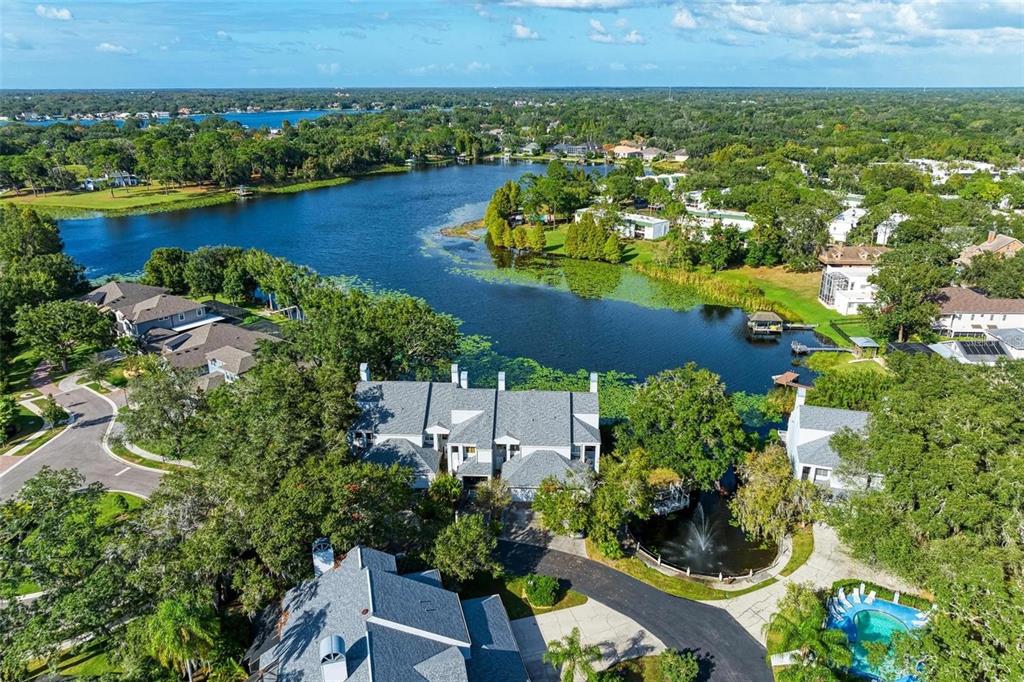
498,541,773,682
0,387,163,500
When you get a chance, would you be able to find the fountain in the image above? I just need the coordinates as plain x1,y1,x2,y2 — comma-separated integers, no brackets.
633,491,778,577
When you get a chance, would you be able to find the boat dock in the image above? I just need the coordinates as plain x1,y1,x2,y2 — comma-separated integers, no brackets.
747,311,784,337
791,341,851,355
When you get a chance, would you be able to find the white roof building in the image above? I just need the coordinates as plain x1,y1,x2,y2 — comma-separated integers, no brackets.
828,208,867,244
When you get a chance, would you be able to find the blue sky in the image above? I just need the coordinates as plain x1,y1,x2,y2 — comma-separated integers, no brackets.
2,1,1022,88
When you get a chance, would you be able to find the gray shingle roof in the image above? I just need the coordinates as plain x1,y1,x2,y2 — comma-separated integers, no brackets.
363,439,441,477
457,456,494,478
463,595,530,682
354,381,431,435
84,281,169,313
794,435,843,468
260,545,525,682
495,391,570,447
501,450,591,490
129,294,206,323
153,322,276,370
798,405,869,432
572,417,601,443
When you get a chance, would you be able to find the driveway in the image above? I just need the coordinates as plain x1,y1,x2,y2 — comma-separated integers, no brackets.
499,541,773,682
512,599,665,681
0,386,163,500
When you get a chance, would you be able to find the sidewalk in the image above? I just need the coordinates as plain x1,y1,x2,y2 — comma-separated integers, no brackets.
709,523,918,644
511,599,665,681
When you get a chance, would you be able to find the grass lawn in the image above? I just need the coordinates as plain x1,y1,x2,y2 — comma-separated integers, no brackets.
543,226,656,264
584,540,776,601
108,439,186,472
5,342,101,395
605,655,665,681
82,380,110,394
24,640,118,679
2,184,235,218
0,405,45,454
97,491,146,525
779,527,814,578
459,572,588,620
805,352,887,376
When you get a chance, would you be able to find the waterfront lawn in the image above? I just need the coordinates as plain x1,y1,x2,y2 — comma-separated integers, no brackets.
805,352,887,376
1,184,235,218
544,226,656,264
584,540,776,601
779,526,814,577
459,572,587,620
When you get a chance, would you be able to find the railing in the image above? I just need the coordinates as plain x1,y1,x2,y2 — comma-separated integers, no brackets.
628,529,790,583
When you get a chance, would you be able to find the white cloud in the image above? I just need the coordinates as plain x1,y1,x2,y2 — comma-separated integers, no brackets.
512,19,539,40
623,29,645,44
95,42,133,54
505,0,641,8
474,3,490,18
3,32,34,50
317,62,340,75
465,60,490,73
35,5,72,20
216,30,232,40
589,19,614,42
671,8,696,30
638,62,658,71
608,61,626,71
409,62,492,75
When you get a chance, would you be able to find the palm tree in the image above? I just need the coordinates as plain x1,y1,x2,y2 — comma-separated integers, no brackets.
765,583,852,678
143,598,219,682
543,626,601,682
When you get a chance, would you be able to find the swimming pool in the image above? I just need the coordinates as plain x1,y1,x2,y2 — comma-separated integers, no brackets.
827,593,924,682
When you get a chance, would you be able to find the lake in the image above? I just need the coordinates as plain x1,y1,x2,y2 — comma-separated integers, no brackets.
59,162,821,392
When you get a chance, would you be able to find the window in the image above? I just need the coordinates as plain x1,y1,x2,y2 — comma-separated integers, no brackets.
465,446,477,456
178,313,185,321
814,468,831,483
801,466,812,481
196,308,204,318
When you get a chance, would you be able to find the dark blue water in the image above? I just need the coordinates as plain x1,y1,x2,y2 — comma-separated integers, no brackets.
8,109,357,128
59,163,820,392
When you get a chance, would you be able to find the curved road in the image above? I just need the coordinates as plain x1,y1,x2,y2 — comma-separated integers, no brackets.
499,541,773,682
0,387,163,500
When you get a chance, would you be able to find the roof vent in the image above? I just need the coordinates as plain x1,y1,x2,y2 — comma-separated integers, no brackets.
460,371,469,389
590,372,599,394
450,363,460,385
497,371,506,391
312,537,334,577
359,362,370,382
319,635,348,682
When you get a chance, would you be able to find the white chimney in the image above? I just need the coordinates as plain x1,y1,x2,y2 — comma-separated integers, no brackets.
795,387,807,407
589,372,598,394
497,371,506,391
460,371,469,389
987,230,997,243
358,363,370,382
312,537,334,577
319,635,348,682
451,363,460,385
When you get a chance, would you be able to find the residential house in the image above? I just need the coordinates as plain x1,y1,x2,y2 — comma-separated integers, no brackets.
669,149,689,163
933,286,1024,336
243,543,528,682
640,147,666,162
637,173,687,191
985,328,1024,360
551,141,599,157
954,231,1023,267
817,246,890,315
782,389,874,493
352,364,600,500
520,142,541,155
874,213,907,246
147,322,277,382
927,339,1013,366
574,207,670,240
827,207,867,244
610,143,643,159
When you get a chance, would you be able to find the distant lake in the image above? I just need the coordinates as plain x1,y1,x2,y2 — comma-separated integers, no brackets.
59,162,821,392
7,108,367,128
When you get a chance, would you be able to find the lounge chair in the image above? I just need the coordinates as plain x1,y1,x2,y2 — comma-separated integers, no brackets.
865,591,876,605
851,588,862,605
893,592,901,604
838,588,853,609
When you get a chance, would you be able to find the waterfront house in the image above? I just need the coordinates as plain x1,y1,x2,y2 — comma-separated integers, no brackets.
933,286,1024,336
782,388,874,493
243,543,528,682
610,143,643,159
551,141,599,157
817,246,890,315
574,207,670,240
669,149,689,163
927,339,1012,366
827,207,867,244
520,142,541,155
874,213,907,246
84,281,222,338
641,147,666,161
954,231,1022,267
352,364,600,500
147,321,278,382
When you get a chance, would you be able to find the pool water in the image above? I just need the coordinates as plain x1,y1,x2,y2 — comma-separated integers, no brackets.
850,611,909,677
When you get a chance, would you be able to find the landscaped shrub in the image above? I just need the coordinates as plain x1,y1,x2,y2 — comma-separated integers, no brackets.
523,574,559,607
659,648,700,682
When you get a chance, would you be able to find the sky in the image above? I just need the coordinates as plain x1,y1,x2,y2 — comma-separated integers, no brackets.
1,1,1023,89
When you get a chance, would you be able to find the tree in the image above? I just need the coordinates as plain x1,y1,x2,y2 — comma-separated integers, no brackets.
960,251,1024,298
118,359,203,459
765,583,852,676
659,649,700,682
430,514,499,584
863,243,953,342
616,364,748,489
543,627,601,682
602,232,623,264
38,396,68,425
0,395,15,442
427,473,463,509
730,444,818,545
805,370,894,411
589,449,655,557
184,246,241,299
14,300,113,371
532,474,591,536
527,224,546,252
0,206,63,261
138,599,219,682
472,477,511,523
831,355,1024,679
142,247,190,293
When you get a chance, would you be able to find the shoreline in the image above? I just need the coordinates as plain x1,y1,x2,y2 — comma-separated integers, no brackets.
0,164,411,220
